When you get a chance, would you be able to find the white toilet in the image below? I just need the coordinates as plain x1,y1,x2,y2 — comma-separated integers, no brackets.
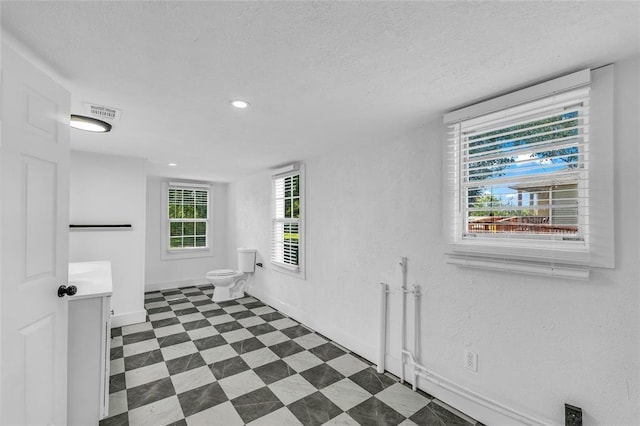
206,248,257,302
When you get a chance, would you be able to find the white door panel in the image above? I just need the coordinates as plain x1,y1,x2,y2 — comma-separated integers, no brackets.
1,43,70,426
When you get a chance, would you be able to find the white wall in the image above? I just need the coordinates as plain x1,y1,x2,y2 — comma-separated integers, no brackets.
145,176,228,291
69,151,147,327
227,56,640,425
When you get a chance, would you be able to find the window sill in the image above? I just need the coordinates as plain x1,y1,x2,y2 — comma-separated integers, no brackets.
450,237,591,263
271,261,305,279
161,247,213,261
445,251,590,280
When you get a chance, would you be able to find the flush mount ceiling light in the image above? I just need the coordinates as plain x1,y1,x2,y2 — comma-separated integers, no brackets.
230,100,249,109
69,114,112,132
168,163,177,167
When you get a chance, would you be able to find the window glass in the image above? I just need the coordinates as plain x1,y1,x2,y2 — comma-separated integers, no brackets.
168,187,208,250
453,88,588,242
272,171,302,271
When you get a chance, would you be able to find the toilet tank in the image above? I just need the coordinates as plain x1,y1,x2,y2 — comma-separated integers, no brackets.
237,248,257,273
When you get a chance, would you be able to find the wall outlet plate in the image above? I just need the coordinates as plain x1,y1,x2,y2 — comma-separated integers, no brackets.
565,403,582,426
464,350,478,372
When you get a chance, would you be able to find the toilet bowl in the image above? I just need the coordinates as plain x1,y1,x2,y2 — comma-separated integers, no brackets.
206,269,247,302
206,249,256,302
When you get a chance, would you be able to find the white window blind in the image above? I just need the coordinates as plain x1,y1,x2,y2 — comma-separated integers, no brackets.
441,67,617,277
450,87,590,245
271,170,301,272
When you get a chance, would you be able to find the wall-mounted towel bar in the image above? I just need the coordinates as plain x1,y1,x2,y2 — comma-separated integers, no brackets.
69,224,132,230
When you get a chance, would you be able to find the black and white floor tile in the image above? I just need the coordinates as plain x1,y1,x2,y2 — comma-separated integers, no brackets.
101,285,481,426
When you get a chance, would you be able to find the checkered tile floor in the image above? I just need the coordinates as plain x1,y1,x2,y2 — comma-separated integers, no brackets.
100,285,480,426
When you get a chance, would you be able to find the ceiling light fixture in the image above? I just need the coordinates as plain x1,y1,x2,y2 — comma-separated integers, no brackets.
70,114,112,132
168,163,177,167
231,100,249,109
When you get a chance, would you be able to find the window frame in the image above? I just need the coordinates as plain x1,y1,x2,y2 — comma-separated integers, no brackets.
270,164,305,279
443,67,614,277
453,89,589,248
161,181,214,260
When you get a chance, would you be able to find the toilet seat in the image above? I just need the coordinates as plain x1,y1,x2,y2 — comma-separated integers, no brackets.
206,269,237,277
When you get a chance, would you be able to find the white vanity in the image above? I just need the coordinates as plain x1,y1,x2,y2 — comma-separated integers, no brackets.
67,261,113,426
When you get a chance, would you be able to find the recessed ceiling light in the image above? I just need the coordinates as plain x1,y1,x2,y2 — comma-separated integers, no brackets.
70,114,112,132
168,163,177,167
231,100,249,109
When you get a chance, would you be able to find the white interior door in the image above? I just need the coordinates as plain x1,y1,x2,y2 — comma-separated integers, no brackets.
1,43,70,425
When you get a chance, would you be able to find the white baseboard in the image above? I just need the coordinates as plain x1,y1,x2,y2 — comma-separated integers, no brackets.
145,278,209,293
421,380,554,426
246,288,305,325
247,288,378,371
248,288,554,426
384,353,554,426
111,309,146,328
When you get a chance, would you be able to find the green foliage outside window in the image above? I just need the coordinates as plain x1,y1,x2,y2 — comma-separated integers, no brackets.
466,112,580,221
273,174,300,266
168,188,208,249
283,176,299,264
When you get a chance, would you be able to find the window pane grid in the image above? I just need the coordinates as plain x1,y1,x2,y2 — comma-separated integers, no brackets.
272,173,301,267
168,187,209,250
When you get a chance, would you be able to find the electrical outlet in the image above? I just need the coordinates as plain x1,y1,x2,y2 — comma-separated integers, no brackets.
565,404,582,426
464,350,478,372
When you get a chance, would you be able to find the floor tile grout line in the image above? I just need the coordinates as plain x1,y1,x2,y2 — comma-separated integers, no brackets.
105,285,477,426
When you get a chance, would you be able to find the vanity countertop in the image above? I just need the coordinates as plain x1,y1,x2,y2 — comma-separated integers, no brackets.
68,260,113,300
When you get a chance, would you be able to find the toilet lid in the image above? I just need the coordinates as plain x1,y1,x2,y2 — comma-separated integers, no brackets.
207,269,236,277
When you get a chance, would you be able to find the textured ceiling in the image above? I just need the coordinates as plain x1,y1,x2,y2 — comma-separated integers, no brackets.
2,1,639,182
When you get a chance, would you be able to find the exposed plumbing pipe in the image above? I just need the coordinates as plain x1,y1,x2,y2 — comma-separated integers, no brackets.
399,257,407,383
413,283,421,391
401,349,540,425
388,267,542,424
377,282,388,374
399,283,421,391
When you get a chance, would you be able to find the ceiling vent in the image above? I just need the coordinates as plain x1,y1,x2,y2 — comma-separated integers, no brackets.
84,103,121,121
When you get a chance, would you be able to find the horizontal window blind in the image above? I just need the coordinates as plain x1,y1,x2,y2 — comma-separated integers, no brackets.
271,172,301,270
446,86,591,259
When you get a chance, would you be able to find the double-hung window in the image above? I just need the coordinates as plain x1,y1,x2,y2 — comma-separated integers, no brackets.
444,67,614,277
168,187,208,249
162,181,213,260
271,165,304,276
455,88,589,242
